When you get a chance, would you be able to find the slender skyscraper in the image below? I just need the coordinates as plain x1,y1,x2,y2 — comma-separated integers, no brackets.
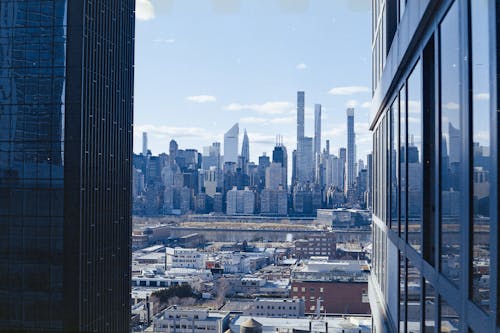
0,1,134,331
224,123,239,164
346,108,356,191
297,91,305,142
143,132,148,155
314,104,322,156
241,129,250,164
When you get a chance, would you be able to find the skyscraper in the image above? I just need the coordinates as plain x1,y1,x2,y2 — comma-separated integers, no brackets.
314,104,322,156
297,91,305,142
143,132,149,155
0,1,134,331
224,123,239,164
272,139,288,189
370,1,497,332
346,108,356,192
241,129,250,164
296,137,313,183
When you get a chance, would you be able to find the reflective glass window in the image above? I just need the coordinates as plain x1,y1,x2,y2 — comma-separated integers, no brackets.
439,1,461,285
470,0,491,312
407,60,422,253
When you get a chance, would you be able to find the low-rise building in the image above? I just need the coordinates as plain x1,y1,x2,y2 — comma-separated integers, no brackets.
153,306,229,333
166,247,206,269
230,316,371,333
243,298,304,318
293,232,336,260
290,258,370,315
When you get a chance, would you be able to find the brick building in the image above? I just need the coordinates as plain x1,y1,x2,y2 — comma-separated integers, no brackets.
290,258,370,315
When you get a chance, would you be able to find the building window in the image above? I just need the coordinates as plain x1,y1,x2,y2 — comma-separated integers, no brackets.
407,59,422,253
407,259,421,332
399,85,407,241
470,0,491,312
439,0,461,286
440,297,459,331
424,280,436,331
390,96,399,234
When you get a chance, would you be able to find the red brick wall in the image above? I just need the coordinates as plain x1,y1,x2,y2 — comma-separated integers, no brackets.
291,281,370,315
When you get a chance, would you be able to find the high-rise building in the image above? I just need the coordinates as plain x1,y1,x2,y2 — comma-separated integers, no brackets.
170,139,179,162
346,108,356,192
370,1,497,333
297,91,305,142
272,139,288,189
0,1,134,331
314,104,322,156
143,132,149,155
241,129,250,164
265,162,285,190
224,123,239,164
296,137,313,183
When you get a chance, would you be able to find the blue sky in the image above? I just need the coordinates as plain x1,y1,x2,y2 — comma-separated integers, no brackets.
134,0,373,163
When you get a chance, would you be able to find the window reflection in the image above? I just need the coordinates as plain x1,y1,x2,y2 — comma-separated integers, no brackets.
407,61,422,253
390,98,399,234
440,298,459,332
407,259,421,333
439,1,461,285
471,0,490,312
399,87,407,240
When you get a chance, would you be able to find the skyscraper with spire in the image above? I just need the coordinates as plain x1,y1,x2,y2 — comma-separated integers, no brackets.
241,129,250,164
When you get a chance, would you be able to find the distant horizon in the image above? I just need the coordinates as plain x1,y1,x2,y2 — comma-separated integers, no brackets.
133,0,373,164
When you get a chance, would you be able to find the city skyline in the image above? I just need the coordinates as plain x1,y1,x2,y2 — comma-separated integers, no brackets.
133,0,372,162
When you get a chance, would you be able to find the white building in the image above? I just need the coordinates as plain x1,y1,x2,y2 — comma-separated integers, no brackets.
226,186,255,215
153,306,229,333
166,247,205,269
224,123,239,164
243,298,305,318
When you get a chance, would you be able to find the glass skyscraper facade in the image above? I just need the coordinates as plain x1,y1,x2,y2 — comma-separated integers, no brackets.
370,0,498,332
0,1,134,331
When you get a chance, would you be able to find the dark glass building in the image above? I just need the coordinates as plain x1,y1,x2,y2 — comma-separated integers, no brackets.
370,0,498,332
0,1,134,332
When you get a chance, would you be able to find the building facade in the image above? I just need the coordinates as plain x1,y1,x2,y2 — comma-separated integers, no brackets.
224,123,239,164
370,1,498,332
0,1,134,332
346,108,356,193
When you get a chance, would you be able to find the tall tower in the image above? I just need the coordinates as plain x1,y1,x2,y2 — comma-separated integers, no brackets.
314,104,322,156
241,129,250,163
224,123,239,164
346,108,356,192
143,132,148,155
0,1,135,331
297,91,305,142
272,137,288,189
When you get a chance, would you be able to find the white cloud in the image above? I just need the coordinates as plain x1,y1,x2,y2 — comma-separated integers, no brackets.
345,99,359,108
186,95,217,103
474,93,489,101
444,102,460,110
225,101,293,115
153,38,175,44
296,63,308,70
239,116,295,125
135,124,210,139
328,86,370,95
136,0,155,21
361,101,371,109
239,117,267,124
